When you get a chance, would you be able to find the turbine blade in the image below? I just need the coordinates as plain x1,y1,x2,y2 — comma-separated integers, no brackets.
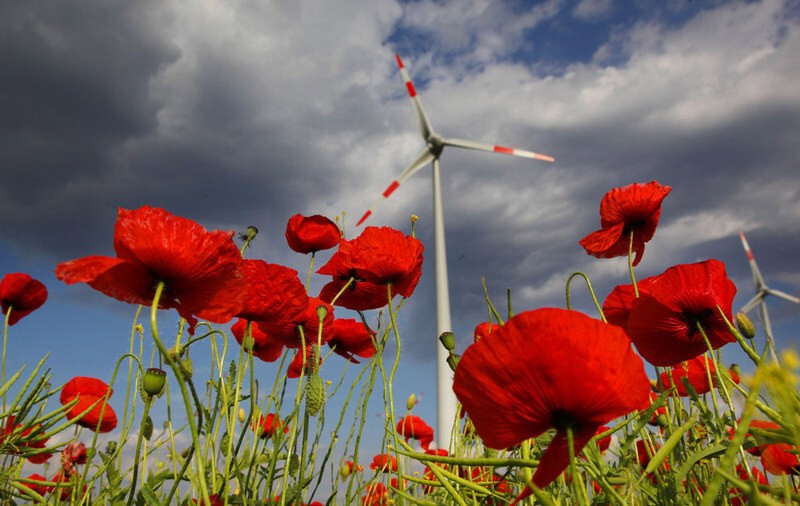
758,301,780,363
765,288,800,304
356,147,435,227
741,293,764,314
444,137,555,162
396,54,435,141
739,231,767,289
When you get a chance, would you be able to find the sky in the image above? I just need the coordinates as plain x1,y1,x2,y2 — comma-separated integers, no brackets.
2,0,800,480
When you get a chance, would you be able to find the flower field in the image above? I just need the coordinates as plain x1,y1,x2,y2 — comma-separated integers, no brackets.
1,181,799,505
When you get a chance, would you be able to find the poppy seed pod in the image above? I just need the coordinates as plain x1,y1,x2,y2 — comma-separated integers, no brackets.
439,332,456,352
735,312,756,339
142,368,166,398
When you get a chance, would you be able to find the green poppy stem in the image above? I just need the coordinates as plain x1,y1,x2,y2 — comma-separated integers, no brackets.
2,308,10,410
565,272,606,322
148,281,211,506
628,229,639,298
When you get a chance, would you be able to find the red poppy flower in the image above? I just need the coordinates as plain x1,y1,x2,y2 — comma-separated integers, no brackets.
287,345,321,379
733,419,783,456
51,470,86,501
318,242,390,310
61,442,87,477
191,494,224,506
60,377,117,433
579,181,671,266
396,415,435,451
231,319,284,363
55,206,246,333
611,259,737,367
473,321,501,343
729,465,768,506
20,474,52,496
236,260,309,325
0,415,51,463
361,482,389,506
340,460,364,478
251,413,288,439
285,214,341,254
369,453,398,473
453,308,650,491
594,425,612,453
761,443,800,475
658,356,739,396
0,273,47,326
258,297,333,350
328,318,376,363
318,227,423,310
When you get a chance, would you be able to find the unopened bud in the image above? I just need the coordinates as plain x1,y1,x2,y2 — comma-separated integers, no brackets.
143,415,154,441
439,332,456,352
406,393,417,411
180,357,193,378
238,408,247,423
735,312,756,339
446,354,460,372
245,225,259,241
305,374,325,417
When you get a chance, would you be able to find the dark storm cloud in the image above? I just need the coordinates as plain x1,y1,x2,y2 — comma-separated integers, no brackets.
0,1,180,259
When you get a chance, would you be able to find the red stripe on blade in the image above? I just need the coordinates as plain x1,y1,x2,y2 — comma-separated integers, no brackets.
396,54,404,68
405,82,417,97
356,210,372,227
494,145,514,155
383,181,400,197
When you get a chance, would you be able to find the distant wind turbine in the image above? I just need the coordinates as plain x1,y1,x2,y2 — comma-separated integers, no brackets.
738,230,800,362
357,54,554,449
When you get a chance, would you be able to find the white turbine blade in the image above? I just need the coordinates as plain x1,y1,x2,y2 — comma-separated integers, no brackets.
444,137,555,162
758,300,780,363
739,231,766,289
765,288,800,304
356,147,435,226
741,293,764,314
396,54,435,141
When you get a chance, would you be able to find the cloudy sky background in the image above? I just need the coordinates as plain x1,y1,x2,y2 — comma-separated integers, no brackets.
3,0,800,478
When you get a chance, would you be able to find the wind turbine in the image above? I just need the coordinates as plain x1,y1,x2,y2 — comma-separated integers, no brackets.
738,230,800,362
357,54,554,449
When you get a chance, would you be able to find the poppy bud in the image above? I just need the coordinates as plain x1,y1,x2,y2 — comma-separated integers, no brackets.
406,393,417,411
439,332,456,352
340,461,352,479
305,374,325,417
142,368,167,398
180,358,193,379
446,354,460,371
735,312,756,339
143,415,153,441
288,454,301,476
167,345,183,362
245,226,259,241
238,408,247,423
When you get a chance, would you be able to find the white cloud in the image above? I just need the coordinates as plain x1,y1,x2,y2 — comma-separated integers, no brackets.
573,0,613,21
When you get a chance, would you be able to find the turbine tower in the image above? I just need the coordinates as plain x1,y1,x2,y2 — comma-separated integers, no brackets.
357,54,554,449
738,230,800,362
